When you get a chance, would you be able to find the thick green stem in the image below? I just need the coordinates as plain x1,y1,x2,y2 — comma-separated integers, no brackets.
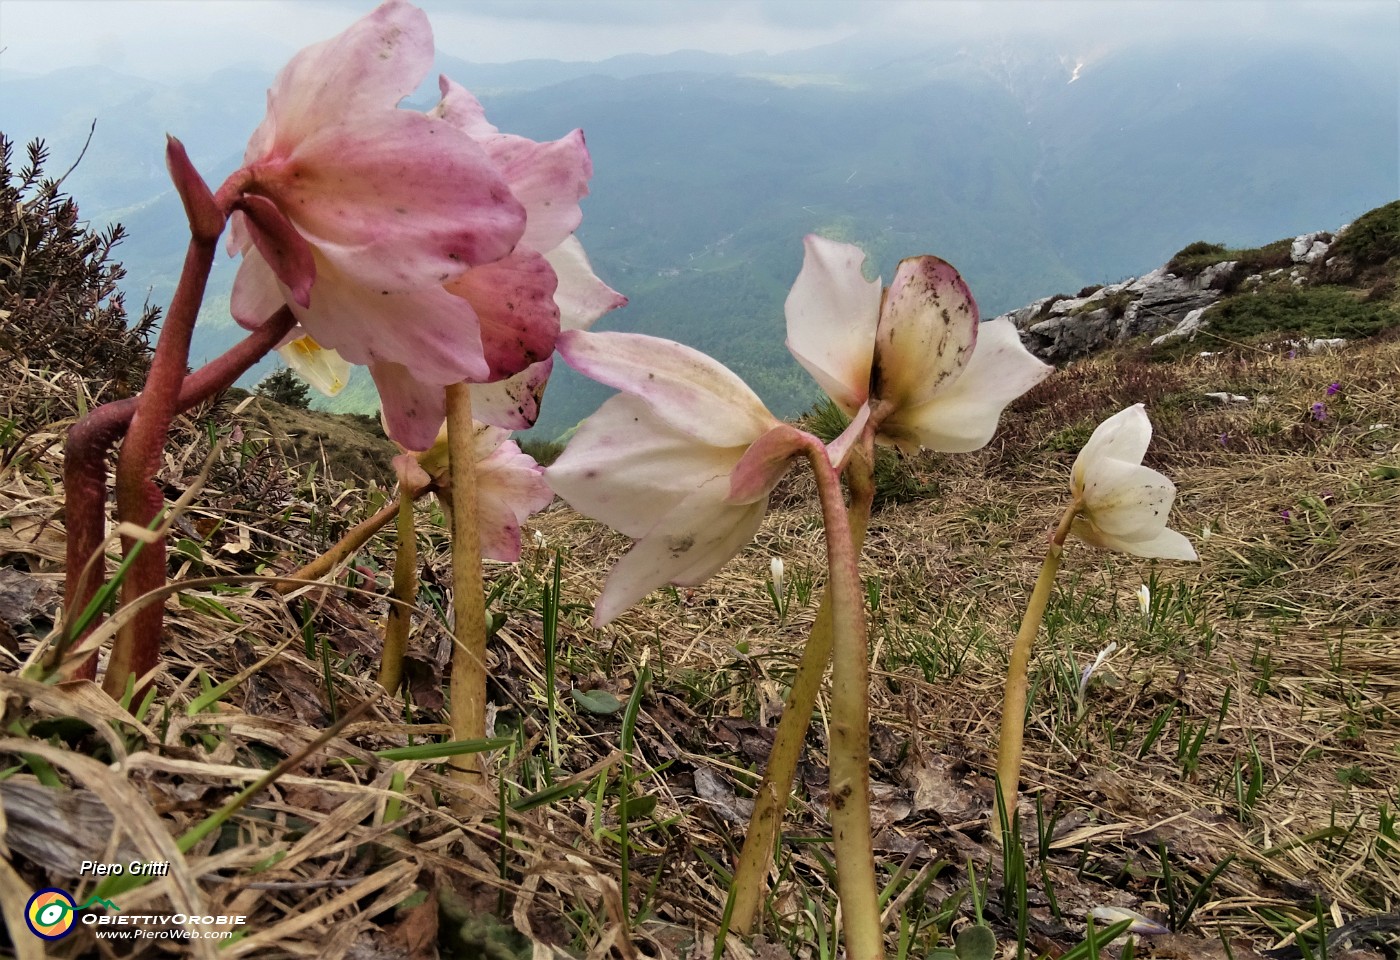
800,437,882,960
445,383,489,786
728,439,875,935
378,492,418,694
992,501,1080,844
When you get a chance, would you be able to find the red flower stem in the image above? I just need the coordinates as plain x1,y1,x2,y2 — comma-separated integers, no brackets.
727,432,876,936
992,499,1081,844
63,307,296,680
797,433,882,960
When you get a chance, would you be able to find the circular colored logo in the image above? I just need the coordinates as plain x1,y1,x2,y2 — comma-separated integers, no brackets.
26,888,76,940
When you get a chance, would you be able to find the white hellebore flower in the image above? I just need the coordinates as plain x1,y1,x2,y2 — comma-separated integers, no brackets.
785,235,1051,457
1070,404,1198,560
546,330,812,627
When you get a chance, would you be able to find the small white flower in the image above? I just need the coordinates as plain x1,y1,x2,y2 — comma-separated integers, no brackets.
1077,641,1119,702
770,557,786,600
1070,404,1198,561
1136,584,1151,617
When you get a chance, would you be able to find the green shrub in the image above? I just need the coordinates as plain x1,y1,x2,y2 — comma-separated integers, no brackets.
518,437,566,466
798,398,938,508
1331,200,1400,268
256,367,312,409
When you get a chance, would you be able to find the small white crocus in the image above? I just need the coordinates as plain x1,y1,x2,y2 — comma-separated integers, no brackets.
770,557,786,600
1136,584,1151,618
1088,905,1170,936
1070,404,1198,561
1076,641,1119,705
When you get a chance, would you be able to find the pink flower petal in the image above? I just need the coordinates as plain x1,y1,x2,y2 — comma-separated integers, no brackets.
557,330,774,448
297,256,488,386
593,476,767,627
259,108,525,292
545,236,628,331
256,0,433,150
785,235,880,414
826,402,872,470
471,358,554,431
445,248,560,381
483,129,592,254
230,248,289,330
546,394,744,539
429,75,500,140
476,437,554,562
877,319,1050,453
234,193,315,307
728,424,809,504
370,360,447,452
872,255,978,412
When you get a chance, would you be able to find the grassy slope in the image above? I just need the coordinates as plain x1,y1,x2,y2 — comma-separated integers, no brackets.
3,216,1398,958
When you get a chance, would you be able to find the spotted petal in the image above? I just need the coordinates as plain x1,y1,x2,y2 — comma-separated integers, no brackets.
877,319,1050,453
872,255,979,413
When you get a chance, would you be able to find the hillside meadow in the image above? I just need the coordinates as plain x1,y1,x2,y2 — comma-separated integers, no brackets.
2,259,1398,957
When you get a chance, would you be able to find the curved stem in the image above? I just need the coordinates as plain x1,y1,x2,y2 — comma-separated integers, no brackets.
799,434,882,960
274,495,403,595
101,154,226,700
378,492,418,694
445,383,489,787
62,307,296,680
728,436,875,936
992,500,1080,844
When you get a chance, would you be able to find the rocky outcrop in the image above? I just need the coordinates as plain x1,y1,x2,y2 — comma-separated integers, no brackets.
1001,223,1350,362
1005,265,1230,362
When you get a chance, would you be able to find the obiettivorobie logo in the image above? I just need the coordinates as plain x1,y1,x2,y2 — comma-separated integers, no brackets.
25,888,120,940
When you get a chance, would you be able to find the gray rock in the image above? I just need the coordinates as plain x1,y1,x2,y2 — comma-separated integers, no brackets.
1150,307,1210,346
1291,231,1331,264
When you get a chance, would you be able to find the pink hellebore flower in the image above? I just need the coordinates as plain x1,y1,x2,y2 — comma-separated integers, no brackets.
225,0,618,451
546,330,812,626
1069,404,1198,561
393,422,553,562
785,235,1051,458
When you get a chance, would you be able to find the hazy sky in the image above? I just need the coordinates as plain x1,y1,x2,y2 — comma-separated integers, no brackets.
1,0,1395,79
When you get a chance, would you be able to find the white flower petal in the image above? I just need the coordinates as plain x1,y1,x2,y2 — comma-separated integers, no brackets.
545,235,628,331
476,437,554,562
593,476,767,626
278,335,352,397
1072,403,1152,495
1079,459,1177,539
546,394,743,539
557,330,773,447
784,235,880,414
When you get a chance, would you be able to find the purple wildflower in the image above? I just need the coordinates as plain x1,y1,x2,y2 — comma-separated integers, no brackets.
1311,401,1327,422
1326,382,1341,397
1219,432,1231,447
1280,508,1293,522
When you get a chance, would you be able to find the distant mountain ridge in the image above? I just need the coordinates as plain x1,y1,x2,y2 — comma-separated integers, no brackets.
2,31,1394,439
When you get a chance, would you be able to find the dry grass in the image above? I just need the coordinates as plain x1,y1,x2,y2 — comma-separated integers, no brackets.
1,335,1397,959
